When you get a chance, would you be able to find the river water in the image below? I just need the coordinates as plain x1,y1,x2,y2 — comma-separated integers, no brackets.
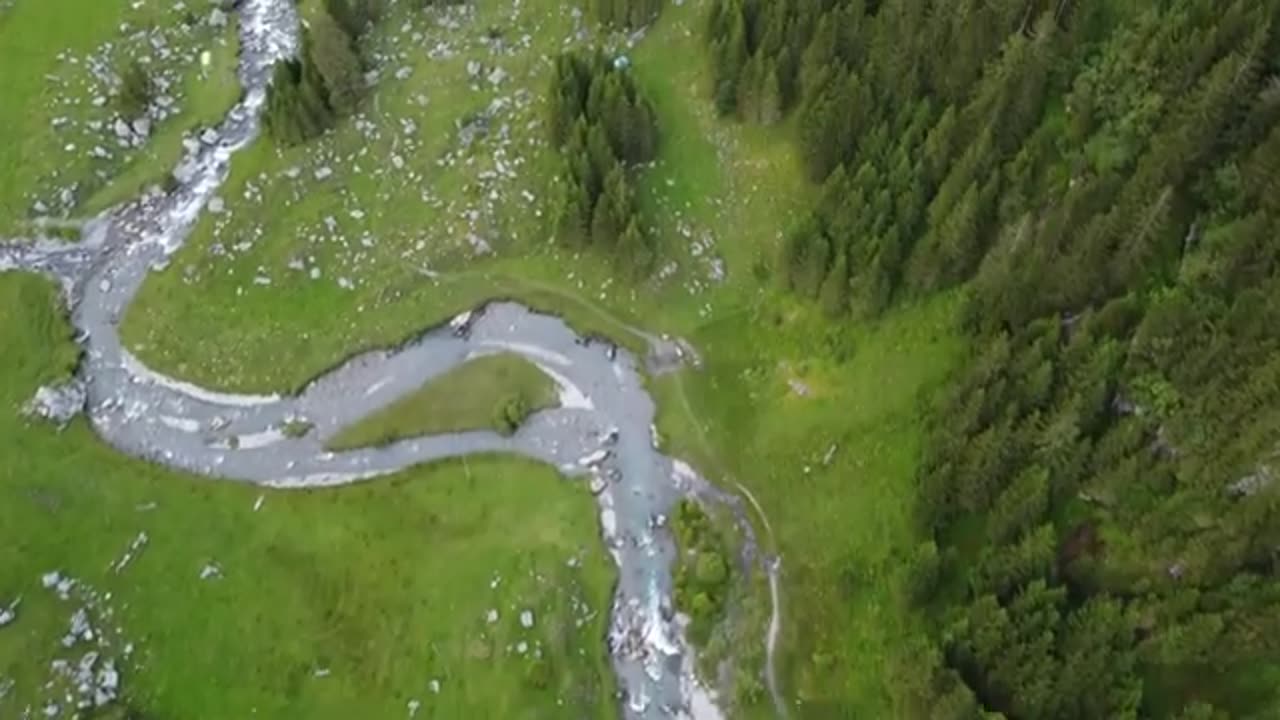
0,0,757,717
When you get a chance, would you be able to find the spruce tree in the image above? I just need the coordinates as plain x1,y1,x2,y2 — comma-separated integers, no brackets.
590,194,619,247
759,64,783,125
310,10,363,115
324,0,363,38
118,60,154,118
819,252,850,317
618,218,654,278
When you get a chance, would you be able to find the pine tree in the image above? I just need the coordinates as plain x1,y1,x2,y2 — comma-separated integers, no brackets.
118,60,154,118
799,14,838,99
712,8,748,116
986,465,1050,545
797,82,840,181
796,231,832,299
759,63,783,125
310,10,363,115
618,218,654,278
628,97,659,163
590,194,619,247
1244,123,1280,212
324,0,363,38
819,251,849,317
553,172,590,247
910,180,981,291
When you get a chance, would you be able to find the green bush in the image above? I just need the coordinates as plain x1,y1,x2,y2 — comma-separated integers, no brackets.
118,60,154,118
672,499,732,646
493,394,528,436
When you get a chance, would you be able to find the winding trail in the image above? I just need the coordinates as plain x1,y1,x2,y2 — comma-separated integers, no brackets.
0,1,786,718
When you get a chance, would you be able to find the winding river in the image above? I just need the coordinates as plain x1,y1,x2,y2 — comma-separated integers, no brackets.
0,1,782,718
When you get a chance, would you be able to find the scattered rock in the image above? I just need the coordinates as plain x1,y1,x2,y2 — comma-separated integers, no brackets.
63,608,94,647
577,449,610,468
0,597,19,628
822,444,838,466
520,609,534,629
110,531,149,574
94,660,120,707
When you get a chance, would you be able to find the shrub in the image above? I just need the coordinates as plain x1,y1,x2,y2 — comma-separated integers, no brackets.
118,60,154,118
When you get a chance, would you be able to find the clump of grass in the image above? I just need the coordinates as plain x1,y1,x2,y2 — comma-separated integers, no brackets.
280,418,314,438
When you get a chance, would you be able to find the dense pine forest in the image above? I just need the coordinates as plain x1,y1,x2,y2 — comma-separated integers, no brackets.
548,51,661,276
707,0,1280,717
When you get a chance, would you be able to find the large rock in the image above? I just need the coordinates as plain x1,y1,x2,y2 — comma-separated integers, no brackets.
0,598,18,628
24,380,87,427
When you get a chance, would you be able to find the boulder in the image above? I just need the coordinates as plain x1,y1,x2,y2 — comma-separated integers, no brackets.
24,380,87,427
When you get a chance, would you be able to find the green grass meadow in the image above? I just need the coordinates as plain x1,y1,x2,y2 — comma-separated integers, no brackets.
0,273,617,718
